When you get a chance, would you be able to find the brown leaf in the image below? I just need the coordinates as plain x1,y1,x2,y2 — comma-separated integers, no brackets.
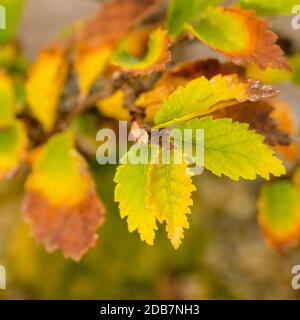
164,59,243,81
23,171,105,261
23,132,106,261
212,100,292,147
74,0,162,48
236,9,291,70
187,6,291,70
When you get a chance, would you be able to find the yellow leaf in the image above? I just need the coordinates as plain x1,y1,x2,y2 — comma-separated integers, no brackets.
154,74,279,128
147,148,196,249
136,59,240,121
0,120,27,180
246,63,291,84
114,145,157,245
136,78,187,122
75,44,112,95
24,131,106,261
114,144,197,248
25,131,87,206
175,117,286,181
97,90,130,121
26,45,69,131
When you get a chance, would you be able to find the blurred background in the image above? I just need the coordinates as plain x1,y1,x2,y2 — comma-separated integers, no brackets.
0,0,300,300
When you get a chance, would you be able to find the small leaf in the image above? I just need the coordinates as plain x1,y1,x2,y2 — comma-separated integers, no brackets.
26,45,69,131
186,6,290,70
74,44,112,95
167,0,223,37
0,120,27,180
0,71,15,128
147,148,196,249
111,28,171,76
97,90,130,121
154,74,279,128
271,100,298,161
0,0,25,44
23,131,105,261
114,144,157,245
258,181,300,249
175,117,286,180
239,0,298,16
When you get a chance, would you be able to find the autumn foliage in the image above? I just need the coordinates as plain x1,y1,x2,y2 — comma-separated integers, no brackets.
1,0,300,261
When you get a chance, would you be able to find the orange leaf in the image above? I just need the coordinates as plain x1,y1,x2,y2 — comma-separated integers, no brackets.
23,174,105,261
72,0,162,91
23,132,105,261
187,6,291,70
212,100,291,147
74,0,162,48
271,100,298,161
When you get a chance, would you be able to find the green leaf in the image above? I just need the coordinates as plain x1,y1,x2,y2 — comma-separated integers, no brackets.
147,148,196,249
115,145,196,248
0,119,27,180
175,117,286,180
0,0,25,44
111,28,170,75
154,74,278,128
239,0,298,16
26,131,89,206
258,181,300,248
167,0,223,37
186,6,290,70
114,144,157,245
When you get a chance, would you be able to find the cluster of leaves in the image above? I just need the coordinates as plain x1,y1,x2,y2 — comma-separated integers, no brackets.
0,0,300,260
0,0,28,181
